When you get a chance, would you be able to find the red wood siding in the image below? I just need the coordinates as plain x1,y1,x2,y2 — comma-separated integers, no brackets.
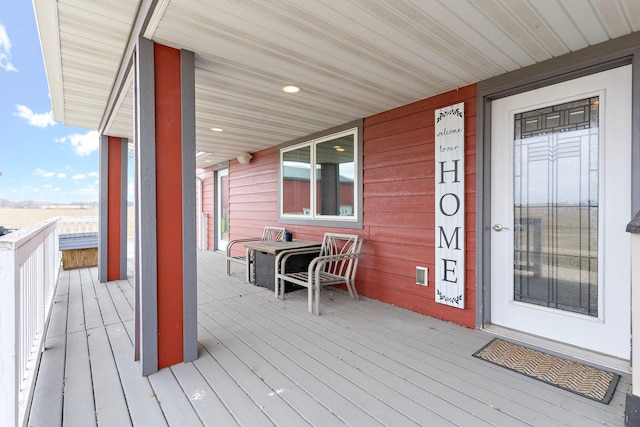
362,84,477,328
226,84,477,327
229,148,280,237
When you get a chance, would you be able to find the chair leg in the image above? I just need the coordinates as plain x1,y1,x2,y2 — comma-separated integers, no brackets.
314,284,321,315
245,248,252,283
226,259,231,276
307,285,314,314
346,280,359,300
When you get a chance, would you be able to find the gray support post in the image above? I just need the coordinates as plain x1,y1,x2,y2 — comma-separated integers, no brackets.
181,49,198,363
135,36,158,375
632,51,640,216
120,138,128,279
98,134,109,283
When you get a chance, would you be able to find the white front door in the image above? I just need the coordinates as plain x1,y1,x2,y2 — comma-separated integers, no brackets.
490,65,632,359
217,168,229,251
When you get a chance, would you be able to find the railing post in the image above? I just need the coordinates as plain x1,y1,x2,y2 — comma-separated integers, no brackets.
0,238,19,426
36,244,45,341
627,211,640,426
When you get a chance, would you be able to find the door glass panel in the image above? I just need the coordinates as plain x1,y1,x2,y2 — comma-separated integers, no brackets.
219,172,229,242
513,97,599,316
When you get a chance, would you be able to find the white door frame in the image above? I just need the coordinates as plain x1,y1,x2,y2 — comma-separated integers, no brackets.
489,66,631,359
475,35,640,368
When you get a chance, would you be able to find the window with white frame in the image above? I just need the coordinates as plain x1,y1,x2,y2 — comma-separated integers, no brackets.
279,123,362,228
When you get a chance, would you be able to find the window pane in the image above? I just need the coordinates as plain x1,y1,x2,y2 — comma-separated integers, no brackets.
315,134,355,216
282,146,311,215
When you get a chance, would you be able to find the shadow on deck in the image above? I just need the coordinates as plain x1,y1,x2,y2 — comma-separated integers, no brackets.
28,251,629,426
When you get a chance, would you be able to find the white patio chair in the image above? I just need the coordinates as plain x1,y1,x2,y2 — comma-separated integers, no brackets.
275,232,363,315
226,226,285,282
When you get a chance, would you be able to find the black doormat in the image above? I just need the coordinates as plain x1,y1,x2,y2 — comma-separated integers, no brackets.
473,338,620,404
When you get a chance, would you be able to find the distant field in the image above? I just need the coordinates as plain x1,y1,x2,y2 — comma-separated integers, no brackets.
0,208,98,229
0,208,135,235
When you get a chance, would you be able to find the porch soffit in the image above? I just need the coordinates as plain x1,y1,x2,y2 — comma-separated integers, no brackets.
34,0,640,167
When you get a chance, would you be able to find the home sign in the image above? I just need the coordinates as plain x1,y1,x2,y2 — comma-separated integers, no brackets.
434,102,465,309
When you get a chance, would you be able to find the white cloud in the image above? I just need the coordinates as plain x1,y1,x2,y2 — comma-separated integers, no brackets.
88,172,99,177
34,168,66,179
57,130,99,156
33,168,55,178
72,173,86,180
14,105,56,128
0,24,17,72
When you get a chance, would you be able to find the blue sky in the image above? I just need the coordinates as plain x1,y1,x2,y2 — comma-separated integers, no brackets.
0,2,101,203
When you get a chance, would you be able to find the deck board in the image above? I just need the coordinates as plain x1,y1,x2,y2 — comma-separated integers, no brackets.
29,269,70,427
92,270,122,327
28,333,65,427
66,269,87,334
106,321,168,426
147,368,204,426
87,326,132,426
63,331,96,426
82,270,105,332
106,279,134,322
170,359,239,427
198,311,345,427
191,337,276,427
228,293,500,426
29,250,628,427
233,290,525,426
209,298,440,426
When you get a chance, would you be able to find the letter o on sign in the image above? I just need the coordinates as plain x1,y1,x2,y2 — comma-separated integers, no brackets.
439,193,460,217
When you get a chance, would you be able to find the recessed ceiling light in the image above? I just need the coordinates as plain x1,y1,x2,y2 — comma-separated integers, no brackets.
282,85,301,94
210,127,224,132
334,145,345,152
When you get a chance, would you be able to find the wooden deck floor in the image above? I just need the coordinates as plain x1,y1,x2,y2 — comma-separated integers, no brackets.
28,251,629,426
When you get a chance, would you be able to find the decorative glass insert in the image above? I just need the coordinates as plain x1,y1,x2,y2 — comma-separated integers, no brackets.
513,97,599,316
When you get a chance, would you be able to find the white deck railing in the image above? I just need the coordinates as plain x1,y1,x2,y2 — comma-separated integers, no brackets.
57,215,99,234
0,216,97,427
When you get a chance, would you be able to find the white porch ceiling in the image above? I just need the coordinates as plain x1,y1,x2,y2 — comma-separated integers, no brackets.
34,0,640,168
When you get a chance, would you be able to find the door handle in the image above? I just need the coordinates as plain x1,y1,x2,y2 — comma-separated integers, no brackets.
492,223,510,232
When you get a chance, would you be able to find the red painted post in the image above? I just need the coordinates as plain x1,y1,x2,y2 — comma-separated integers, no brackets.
154,44,184,369
107,136,122,281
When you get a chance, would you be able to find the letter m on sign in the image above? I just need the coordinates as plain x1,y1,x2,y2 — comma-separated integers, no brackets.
434,102,465,309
